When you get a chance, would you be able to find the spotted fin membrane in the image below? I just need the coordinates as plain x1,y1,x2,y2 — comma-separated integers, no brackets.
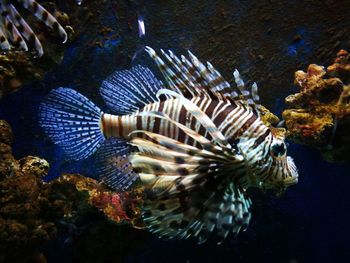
0,0,67,56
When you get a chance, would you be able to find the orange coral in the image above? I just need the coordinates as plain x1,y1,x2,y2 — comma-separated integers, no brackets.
283,50,350,162
60,174,142,225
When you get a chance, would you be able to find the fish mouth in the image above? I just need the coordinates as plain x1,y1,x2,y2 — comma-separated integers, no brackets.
286,156,299,184
259,156,299,193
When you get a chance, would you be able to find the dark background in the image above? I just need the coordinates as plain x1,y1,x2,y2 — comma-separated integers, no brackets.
0,0,350,262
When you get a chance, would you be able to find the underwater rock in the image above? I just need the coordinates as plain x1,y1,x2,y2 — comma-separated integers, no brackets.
0,119,13,144
0,119,64,261
0,119,143,261
0,0,131,100
57,174,141,225
282,50,350,163
0,1,71,99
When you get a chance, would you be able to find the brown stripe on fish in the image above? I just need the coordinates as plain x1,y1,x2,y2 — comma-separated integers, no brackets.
177,104,187,142
193,97,211,148
185,97,201,147
220,106,245,137
161,97,170,138
233,113,257,139
202,98,216,118
101,113,120,138
41,10,48,22
170,98,181,139
152,100,164,134
212,103,233,128
32,1,39,13
252,129,271,149
225,110,253,139
166,100,176,139
136,106,144,130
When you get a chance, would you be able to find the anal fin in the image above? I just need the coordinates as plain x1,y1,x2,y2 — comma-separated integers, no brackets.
95,138,139,191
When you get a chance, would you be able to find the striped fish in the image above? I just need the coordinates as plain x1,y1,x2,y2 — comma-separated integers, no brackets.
39,47,298,244
0,0,67,56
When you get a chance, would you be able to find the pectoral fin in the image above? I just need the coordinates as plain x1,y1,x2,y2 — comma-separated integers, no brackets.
128,112,250,243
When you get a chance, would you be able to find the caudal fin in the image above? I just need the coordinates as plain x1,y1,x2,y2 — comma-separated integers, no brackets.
39,87,105,160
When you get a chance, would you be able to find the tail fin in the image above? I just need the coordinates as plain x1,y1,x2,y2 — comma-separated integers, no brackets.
39,87,105,160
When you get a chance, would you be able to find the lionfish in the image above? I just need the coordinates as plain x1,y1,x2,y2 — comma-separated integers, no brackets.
39,47,299,244
0,0,67,57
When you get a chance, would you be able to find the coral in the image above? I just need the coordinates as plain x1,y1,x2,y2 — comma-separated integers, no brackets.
0,119,143,261
0,0,71,100
257,105,286,139
282,50,350,162
0,0,127,100
59,174,142,226
0,119,70,261
0,49,62,98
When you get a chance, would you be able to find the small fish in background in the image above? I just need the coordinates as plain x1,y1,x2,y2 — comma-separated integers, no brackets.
131,13,146,63
137,14,145,38
0,0,67,57
39,47,299,244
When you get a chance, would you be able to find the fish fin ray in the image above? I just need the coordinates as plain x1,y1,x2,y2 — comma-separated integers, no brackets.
18,0,67,42
199,184,252,244
94,138,139,191
100,65,165,115
8,3,43,56
232,70,261,115
0,3,28,51
129,123,245,241
39,88,104,160
145,47,262,115
0,26,11,50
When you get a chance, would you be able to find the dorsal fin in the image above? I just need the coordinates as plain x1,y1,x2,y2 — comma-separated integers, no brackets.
145,47,262,114
232,69,261,114
100,65,166,115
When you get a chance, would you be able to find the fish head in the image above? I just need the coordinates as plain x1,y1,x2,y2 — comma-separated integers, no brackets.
260,135,299,193
237,129,298,193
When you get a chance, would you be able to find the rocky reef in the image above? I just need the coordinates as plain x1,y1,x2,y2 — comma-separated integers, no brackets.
0,0,70,100
282,50,350,163
0,119,142,262
0,0,133,100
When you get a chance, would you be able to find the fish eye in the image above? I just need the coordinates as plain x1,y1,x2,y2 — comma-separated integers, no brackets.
270,142,287,157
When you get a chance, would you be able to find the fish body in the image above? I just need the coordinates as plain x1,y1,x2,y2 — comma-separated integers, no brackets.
101,96,287,190
39,47,298,243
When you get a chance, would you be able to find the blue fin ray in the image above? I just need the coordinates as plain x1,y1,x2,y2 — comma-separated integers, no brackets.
39,87,104,160
94,138,139,191
100,65,164,115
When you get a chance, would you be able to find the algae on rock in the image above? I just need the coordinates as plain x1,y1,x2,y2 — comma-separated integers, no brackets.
0,119,141,262
282,50,350,163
